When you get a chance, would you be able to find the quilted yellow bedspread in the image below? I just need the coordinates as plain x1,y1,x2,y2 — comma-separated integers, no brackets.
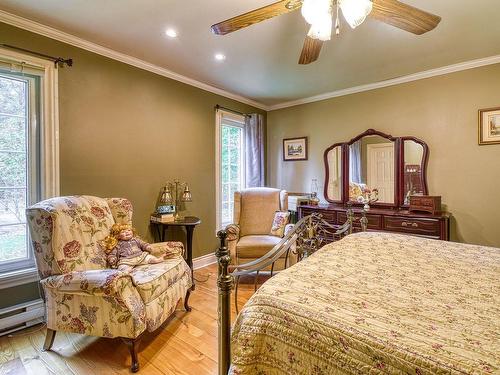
230,232,499,374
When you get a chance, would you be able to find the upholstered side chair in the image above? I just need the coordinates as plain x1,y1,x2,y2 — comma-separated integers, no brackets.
225,187,294,270
26,195,192,372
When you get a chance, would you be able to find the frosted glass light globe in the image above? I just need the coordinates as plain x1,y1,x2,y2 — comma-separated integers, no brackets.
339,0,373,29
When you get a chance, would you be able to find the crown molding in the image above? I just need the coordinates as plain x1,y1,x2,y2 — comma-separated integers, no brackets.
268,54,500,111
0,9,268,110
2,9,499,113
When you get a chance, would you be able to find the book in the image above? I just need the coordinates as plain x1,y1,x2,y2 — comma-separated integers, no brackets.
150,213,175,223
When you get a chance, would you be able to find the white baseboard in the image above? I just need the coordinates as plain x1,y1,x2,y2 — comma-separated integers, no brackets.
193,253,217,270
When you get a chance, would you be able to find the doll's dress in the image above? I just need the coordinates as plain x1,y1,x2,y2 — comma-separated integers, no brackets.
109,238,158,269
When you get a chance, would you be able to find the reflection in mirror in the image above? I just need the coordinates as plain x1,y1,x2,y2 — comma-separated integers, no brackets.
326,146,342,201
403,140,424,204
349,135,395,204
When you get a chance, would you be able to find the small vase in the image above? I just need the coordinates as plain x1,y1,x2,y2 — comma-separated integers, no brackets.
363,203,370,210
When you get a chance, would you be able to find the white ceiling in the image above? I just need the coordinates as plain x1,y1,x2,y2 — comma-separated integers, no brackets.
1,0,499,108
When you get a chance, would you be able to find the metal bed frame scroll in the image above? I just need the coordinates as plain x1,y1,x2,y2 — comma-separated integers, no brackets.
215,208,368,374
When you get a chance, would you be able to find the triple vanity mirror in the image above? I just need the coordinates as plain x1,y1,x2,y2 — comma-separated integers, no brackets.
324,129,429,209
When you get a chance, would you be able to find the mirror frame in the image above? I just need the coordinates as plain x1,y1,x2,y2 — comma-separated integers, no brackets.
323,142,345,203
400,136,429,207
323,129,429,209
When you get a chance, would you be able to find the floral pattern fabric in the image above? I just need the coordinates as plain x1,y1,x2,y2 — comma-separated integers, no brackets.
44,276,146,339
27,195,192,341
270,211,290,237
230,232,499,375
144,271,191,331
130,257,191,303
106,198,133,225
27,196,114,274
42,268,131,296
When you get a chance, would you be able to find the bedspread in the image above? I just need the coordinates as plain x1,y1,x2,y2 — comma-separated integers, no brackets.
230,232,499,374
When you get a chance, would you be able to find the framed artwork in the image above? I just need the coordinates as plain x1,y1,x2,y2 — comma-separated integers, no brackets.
479,107,500,145
283,137,308,161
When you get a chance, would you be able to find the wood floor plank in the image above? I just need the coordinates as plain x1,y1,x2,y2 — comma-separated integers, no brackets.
0,264,254,375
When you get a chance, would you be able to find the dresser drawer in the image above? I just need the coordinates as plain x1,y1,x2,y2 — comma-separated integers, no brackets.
338,212,382,229
299,208,336,223
384,217,441,236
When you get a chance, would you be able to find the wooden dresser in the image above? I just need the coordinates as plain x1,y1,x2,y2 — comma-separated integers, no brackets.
299,204,450,241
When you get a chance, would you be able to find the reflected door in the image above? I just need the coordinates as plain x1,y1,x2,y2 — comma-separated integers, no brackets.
367,143,394,203
326,146,342,201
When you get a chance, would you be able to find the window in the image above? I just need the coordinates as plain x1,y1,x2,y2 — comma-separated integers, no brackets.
0,72,39,273
216,110,246,230
0,48,59,285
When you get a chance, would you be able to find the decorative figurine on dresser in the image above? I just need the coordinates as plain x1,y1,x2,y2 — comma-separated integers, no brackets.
299,129,450,241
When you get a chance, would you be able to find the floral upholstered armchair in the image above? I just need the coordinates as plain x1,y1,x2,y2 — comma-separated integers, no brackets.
225,188,295,270
26,195,192,372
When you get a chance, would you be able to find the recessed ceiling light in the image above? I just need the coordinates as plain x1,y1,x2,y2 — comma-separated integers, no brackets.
165,28,178,38
214,53,226,61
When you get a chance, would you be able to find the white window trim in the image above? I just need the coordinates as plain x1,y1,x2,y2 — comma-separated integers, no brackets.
0,47,60,289
215,109,246,233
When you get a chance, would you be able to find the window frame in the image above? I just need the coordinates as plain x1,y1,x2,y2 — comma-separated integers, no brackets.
215,109,246,232
0,48,59,288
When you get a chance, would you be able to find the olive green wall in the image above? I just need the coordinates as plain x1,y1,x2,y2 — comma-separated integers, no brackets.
0,22,265,308
268,63,500,247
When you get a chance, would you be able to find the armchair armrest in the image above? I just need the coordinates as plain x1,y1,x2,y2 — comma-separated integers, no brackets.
225,224,240,263
149,241,184,259
41,269,132,297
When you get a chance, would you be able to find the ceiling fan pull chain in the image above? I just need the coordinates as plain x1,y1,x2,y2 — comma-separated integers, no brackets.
335,1,341,35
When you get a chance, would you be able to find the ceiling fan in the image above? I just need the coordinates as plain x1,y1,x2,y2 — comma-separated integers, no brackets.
211,0,441,65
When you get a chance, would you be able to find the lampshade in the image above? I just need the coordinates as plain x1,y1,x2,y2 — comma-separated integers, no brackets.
307,16,332,41
160,187,173,204
301,0,332,25
339,0,373,29
181,185,192,202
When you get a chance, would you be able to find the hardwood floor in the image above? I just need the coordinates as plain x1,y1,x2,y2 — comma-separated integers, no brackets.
0,264,260,375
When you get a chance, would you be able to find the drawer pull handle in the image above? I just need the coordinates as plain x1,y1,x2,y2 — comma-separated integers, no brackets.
401,221,419,228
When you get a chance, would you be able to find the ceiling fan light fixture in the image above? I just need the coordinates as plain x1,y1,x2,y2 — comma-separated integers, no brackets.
339,0,373,29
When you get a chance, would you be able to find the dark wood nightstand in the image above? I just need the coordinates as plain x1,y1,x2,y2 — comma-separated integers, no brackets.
150,216,201,290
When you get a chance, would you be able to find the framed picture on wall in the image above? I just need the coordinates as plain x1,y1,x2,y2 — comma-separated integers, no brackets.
283,137,308,161
479,107,500,145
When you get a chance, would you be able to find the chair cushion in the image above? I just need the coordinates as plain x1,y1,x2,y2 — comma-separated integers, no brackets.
129,257,190,303
236,235,282,259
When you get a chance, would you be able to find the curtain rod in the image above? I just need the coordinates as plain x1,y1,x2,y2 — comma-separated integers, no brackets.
0,44,73,68
215,104,249,117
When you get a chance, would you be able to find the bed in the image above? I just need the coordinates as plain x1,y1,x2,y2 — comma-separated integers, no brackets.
222,232,499,374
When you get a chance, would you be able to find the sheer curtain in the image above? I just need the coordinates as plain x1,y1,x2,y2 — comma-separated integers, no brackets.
349,140,362,183
245,114,265,187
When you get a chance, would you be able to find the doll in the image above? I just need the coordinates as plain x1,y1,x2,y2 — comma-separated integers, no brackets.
101,224,164,272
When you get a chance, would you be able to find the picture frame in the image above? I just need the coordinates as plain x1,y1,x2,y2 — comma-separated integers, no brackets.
478,107,500,145
283,137,308,161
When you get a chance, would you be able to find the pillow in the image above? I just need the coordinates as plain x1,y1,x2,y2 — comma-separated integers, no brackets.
270,211,290,237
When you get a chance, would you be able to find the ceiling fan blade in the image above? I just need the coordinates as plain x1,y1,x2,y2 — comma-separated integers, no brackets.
298,36,323,65
370,0,441,35
211,0,302,35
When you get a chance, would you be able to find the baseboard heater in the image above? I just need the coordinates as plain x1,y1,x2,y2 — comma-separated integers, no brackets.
0,299,45,336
